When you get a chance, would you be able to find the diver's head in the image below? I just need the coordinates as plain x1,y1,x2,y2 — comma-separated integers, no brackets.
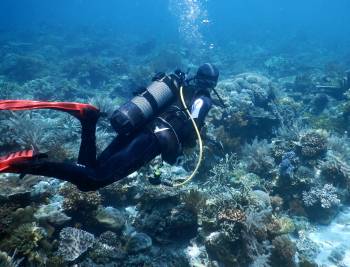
195,63,219,89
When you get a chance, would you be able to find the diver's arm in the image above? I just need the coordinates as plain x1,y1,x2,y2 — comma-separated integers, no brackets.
190,95,213,127
180,95,212,148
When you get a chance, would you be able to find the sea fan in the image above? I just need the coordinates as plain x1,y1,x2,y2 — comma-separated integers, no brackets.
3,111,55,150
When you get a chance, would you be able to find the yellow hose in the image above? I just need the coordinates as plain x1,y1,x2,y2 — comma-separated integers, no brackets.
173,86,204,187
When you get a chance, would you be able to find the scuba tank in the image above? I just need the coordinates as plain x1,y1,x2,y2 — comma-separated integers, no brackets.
110,72,182,136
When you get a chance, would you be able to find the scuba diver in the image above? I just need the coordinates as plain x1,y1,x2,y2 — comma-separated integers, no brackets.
0,63,220,191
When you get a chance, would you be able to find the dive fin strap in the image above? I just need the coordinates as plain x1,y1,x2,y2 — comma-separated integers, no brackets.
0,100,99,120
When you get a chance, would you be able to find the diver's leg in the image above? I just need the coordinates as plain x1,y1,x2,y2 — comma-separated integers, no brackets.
9,130,160,190
96,130,161,182
0,100,101,167
20,161,106,191
96,134,134,164
77,109,100,167
1,130,160,191
0,150,101,191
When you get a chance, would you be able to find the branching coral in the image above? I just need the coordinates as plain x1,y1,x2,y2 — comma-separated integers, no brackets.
218,207,247,242
320,152,350,187
206,153,238,191
320,134,350,186
302,184,340,209
274,119,306,143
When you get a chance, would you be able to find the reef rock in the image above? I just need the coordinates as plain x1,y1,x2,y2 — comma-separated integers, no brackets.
95,206,126,230
126,232,153,253
34,200,71,226
0,175,35,204
30,179,60,198
57,227,95,262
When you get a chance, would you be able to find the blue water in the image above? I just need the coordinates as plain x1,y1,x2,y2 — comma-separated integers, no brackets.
1,0,349,59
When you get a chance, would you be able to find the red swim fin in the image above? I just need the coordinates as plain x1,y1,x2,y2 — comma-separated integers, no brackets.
0,150,35,173
0,100,99,120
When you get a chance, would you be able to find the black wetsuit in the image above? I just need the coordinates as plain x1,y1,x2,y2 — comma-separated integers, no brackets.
21,86,212,191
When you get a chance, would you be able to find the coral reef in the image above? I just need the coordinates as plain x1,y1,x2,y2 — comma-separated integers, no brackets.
0,12,350,266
